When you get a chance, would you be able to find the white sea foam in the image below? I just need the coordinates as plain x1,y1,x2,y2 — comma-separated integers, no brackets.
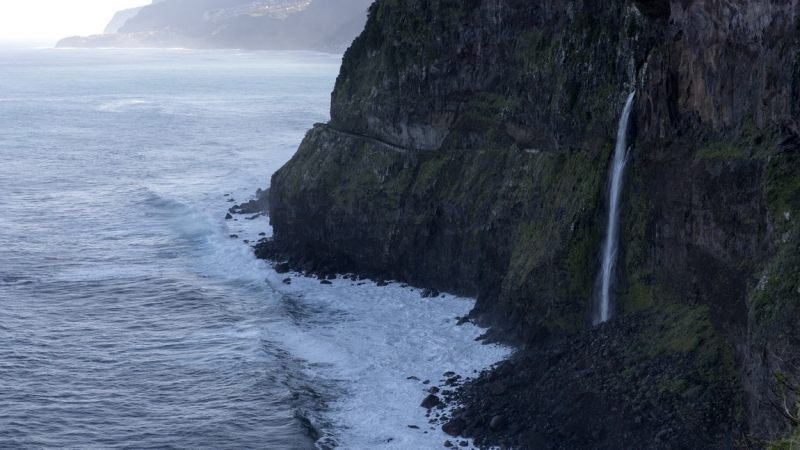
191,185,510,449
1,48,504,449
97,99,149,112
178,133,510,448
159,186,509,449
264,271,511,449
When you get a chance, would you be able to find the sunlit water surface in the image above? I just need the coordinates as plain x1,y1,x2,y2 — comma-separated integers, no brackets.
0,48,508,449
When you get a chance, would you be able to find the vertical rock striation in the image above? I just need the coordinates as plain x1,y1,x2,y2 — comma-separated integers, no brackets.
262,0,800,444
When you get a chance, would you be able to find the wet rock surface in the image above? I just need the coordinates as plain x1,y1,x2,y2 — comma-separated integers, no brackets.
228,188,270,217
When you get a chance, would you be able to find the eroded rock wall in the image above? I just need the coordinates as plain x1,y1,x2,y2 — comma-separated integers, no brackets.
265,0,800,441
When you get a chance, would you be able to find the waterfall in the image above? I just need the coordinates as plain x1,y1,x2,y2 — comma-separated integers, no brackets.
594,91,636,325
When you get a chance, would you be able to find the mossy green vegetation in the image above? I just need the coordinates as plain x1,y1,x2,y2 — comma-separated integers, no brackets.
270,0,800,445
272,123,616,338
332,0,638,150
519,30,558,71
749,151,800,323
621,304,743,421
764,153,800,232
749,221,800,324
500,144,611,336
647,304,728,363
694,119,780,162
617,148,659,313
768,431,800,450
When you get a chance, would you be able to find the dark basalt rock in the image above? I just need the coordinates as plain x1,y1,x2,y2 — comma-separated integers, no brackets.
489,415,505,430
229,188,270,216
420,289,440,299
420,394,441,409
439,309,745,449
635,0,671,20
441,417,467,437
262,0,800,445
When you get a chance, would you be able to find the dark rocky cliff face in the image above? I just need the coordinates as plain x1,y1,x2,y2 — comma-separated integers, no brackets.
263,0,800,446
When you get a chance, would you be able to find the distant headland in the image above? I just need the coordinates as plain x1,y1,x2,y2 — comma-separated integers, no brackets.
56,0,372,52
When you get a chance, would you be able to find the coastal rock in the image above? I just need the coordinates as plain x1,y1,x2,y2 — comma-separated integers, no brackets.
489,380,508,396
229,188,271,216
420,289,439,299
442,418,467,437
420,394,441,409
489,415,505,430
260,0,800,446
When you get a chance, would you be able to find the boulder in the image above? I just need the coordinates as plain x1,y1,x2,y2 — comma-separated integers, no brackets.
442,418,467,437
421,394,441,409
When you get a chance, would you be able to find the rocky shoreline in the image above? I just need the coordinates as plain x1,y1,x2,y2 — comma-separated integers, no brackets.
433,309,745,450
257,0,800,447
253,237,747,449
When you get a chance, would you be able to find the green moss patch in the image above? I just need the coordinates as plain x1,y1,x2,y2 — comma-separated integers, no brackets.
694,119,780,162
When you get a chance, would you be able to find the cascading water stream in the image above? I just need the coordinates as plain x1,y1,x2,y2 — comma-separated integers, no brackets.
594,91,636,325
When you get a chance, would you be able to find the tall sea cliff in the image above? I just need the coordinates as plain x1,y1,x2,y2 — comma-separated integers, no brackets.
260,0,800,447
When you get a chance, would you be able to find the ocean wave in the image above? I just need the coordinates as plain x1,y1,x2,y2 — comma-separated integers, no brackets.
264,272,511,449
96,99,149,112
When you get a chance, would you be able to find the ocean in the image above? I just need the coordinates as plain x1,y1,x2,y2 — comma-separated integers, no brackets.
0,48,508,449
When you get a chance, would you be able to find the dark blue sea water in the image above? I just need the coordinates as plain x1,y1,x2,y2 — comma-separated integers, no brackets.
0,48,507,449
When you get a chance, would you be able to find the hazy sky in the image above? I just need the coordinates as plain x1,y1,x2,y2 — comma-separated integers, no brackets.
0,1,150,43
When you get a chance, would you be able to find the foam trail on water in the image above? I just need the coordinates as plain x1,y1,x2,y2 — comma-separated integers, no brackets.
594,91,635,325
